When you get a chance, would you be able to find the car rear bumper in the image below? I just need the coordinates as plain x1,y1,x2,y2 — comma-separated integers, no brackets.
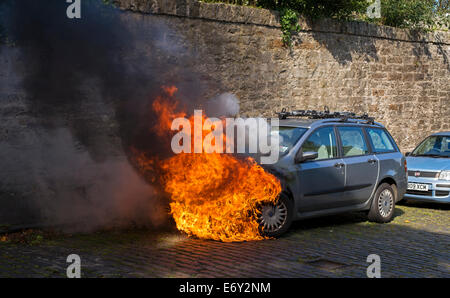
404,177,450,203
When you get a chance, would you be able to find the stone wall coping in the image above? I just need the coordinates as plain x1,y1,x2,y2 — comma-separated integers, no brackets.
116,0,450,45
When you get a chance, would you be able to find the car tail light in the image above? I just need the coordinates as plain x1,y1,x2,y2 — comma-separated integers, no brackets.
404,159,407,173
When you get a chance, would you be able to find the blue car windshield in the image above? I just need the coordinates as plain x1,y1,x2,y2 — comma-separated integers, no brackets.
272,126,308,156
411,135,450,158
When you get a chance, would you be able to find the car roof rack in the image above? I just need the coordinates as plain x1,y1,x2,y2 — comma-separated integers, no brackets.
277,106,376,125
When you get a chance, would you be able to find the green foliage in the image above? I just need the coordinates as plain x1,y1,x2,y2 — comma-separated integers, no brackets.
202,0,449,31
101,0,118,7
257,0,368,19
435,0,449,14
258,0,368,45
378,0,447,30
30,235,44,246
280,7,301,46
201,0,259,5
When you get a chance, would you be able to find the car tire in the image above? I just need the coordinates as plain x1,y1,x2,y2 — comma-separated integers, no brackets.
368,183,396,223
258,192,294,237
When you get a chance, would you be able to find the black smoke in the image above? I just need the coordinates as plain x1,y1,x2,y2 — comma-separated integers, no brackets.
0,0,211,230
2,0,204,158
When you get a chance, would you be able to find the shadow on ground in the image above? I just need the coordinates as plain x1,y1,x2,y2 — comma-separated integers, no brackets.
398,200,450,211
289,208,404,231
0,205,448,278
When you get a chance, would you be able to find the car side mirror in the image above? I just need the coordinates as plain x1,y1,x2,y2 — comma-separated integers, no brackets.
295,151,318,163
405,152,411,156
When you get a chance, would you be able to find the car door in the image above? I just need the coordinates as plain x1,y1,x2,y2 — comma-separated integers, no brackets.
336,126,379,206
295,126,346,212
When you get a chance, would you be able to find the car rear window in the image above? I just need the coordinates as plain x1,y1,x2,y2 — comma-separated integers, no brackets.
366,128,395,153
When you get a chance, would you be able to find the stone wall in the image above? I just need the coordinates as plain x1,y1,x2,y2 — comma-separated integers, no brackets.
0,0,449,226
117,0,450,152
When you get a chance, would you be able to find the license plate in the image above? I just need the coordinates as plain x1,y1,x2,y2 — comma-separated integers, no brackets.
407,183,429,191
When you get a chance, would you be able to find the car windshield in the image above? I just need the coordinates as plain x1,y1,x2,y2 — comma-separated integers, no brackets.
411,135,450,158
272,126,308,156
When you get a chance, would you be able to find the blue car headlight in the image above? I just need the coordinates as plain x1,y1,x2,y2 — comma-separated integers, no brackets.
439,171,450,181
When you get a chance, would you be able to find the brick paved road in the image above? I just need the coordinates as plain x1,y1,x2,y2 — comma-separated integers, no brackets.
0,202,448,278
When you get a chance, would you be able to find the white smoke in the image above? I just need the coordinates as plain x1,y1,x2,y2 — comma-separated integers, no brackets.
204,92,240,118
201,93,280,164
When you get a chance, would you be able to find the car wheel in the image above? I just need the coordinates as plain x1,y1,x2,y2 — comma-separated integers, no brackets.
258,192,294,237
368,183,396,223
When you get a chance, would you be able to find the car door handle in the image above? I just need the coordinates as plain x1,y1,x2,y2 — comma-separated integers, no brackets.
368,159,377,164
334,163,344,168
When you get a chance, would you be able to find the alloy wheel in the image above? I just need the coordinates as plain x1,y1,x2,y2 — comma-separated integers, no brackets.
259,200,288,233
378,189,393,217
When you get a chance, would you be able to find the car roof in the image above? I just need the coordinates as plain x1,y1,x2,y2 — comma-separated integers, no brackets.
432,131,450,136
278,118,385,128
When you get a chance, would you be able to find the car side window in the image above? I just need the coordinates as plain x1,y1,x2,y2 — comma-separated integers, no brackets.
366,128,395,153
337,127,370,157
301,127,338,161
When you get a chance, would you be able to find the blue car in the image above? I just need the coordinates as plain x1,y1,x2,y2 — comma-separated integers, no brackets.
404,132,450,204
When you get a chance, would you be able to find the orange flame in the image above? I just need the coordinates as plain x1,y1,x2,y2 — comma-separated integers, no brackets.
137,86,281,242
151,86,186,137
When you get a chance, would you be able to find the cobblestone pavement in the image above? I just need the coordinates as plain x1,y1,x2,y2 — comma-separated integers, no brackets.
0,202,448,278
